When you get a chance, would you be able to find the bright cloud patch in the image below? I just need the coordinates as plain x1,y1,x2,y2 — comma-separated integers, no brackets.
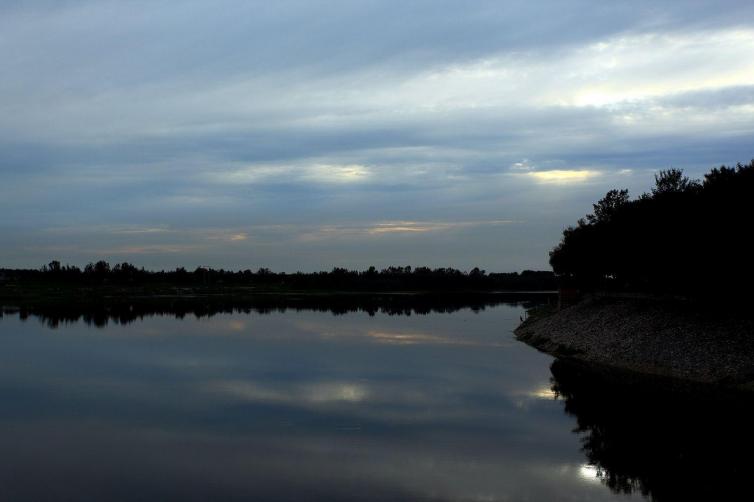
526,170,601,184
303,164,372,184
563,29,754,108
204,163,372,185
366,220,514,235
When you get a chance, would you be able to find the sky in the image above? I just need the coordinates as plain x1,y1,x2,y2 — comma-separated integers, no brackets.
1,0,753,272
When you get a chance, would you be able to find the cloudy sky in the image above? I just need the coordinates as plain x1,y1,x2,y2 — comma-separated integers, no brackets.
2,0,753,271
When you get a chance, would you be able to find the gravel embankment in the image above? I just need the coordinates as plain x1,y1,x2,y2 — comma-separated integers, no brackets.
515,296,754,389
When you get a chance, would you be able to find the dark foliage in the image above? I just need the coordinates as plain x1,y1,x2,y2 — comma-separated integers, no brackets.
549,160,754,299
1,263,556,292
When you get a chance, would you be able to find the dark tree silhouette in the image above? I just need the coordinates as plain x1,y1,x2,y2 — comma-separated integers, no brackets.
549,160,754,300
651,168,699,196
1,263,556,292
586,189,630,224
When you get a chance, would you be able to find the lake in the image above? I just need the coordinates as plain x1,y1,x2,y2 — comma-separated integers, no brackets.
1,298,751,501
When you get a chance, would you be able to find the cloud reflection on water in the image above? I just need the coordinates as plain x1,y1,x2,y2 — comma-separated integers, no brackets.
0,303,628,501
206,380,370,405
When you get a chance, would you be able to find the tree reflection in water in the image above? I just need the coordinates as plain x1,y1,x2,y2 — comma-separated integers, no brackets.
550,359,754,501
4,293,549,328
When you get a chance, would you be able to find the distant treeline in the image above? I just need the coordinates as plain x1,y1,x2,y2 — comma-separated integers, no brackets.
550,160,754,298
0,263,556,292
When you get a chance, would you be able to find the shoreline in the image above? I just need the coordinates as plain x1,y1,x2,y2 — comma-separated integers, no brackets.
515,295,754,392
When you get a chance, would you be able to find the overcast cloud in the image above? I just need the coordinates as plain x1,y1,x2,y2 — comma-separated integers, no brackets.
1,0,753,270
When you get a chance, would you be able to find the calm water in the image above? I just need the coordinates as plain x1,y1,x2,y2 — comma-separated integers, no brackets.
0,301,750,501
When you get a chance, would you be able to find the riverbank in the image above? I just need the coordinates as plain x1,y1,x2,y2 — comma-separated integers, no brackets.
515,296,754,391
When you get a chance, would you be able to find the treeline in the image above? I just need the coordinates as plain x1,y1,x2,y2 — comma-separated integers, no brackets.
1,262,556,292
550,160,754,299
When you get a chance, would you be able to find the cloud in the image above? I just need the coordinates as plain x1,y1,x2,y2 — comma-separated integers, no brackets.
206,163,373,185
2,1,754,269
366,220,515,235
545,29,754,108
303,164,372,184
524,170,602,184
94,245,203,256
367,223,437,235
296,220,516,241
510,160,534,171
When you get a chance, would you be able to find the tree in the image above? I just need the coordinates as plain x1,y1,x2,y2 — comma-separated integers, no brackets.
94,261,110,275
549,160,754,300
586,189,630,224
651,169,698,196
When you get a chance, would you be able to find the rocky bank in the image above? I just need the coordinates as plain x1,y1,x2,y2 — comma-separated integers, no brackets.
515,296,754,390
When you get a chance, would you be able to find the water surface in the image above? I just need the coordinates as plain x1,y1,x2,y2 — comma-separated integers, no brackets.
1,300,749,501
